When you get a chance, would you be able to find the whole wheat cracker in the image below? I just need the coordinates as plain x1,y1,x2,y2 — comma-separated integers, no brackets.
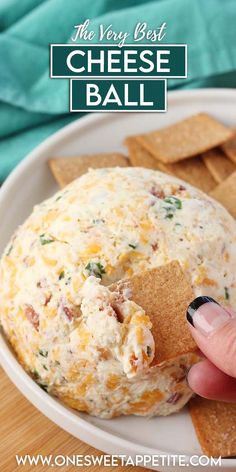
210,171,236,219
124,136,162,170
125,136,216,193
158,156,217,193
202,148,236,183
189,397,236,457
110,261,196,365
49,153,129,188
136,113,233,164
221,127,236,164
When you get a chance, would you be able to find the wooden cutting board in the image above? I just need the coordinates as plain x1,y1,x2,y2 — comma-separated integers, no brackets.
0,367,149,472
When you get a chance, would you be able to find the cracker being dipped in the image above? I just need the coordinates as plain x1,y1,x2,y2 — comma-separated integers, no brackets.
110,261,197,365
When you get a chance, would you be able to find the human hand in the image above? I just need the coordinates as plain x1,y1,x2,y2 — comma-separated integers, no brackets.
186,296,236,402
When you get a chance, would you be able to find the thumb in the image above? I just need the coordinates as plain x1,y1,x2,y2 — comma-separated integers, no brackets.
186,296,236,378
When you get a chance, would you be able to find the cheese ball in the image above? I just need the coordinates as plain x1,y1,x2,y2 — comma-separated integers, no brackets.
0,167,235,418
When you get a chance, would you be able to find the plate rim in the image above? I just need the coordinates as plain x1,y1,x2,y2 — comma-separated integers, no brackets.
1,88,236,468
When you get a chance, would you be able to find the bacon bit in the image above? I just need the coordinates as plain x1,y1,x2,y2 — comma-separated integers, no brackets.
179,185,186,191
129,353,138,372
24,304,39,331
150,185,165,199
44,294,52,306
63,305,81,321
37,278,48,289
111,302,124,323
63,306,74,321
151,242,159,251
167,392,183,404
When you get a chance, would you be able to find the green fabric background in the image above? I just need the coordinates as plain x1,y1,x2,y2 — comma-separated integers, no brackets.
0,0,235,180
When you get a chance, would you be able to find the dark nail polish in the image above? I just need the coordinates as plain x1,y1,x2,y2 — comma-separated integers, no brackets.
186,296,218,326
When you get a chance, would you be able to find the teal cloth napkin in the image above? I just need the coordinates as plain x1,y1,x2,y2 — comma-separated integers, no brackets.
0,0,236,180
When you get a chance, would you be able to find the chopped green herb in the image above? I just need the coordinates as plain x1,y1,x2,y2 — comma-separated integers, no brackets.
6,245,13,256
39,349,48,358
146,346,152,357
164,196,182,209
85,262,106,279
165,212,174,219
32,369,40,379
39,234,54,245
224,286,230,300
39,383,48,392
43,365,48,371
163,196,182,220
175,222,182,227
128,243,137,249
55,195,62,202
59,270,65,280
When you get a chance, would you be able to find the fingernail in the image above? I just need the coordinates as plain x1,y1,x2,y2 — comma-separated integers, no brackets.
186,296,232,336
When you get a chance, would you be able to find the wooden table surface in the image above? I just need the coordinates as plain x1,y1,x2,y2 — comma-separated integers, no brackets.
0,367,149,472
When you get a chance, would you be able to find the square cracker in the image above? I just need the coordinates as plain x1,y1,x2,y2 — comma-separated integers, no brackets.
189,397,236,457
110,261,196,365
136,113,233,164
210,171,236,219
221,127,236,164
158,156,217,194
124,136,162,170
125,137,216,193
202,148,236,183
49,153,129,188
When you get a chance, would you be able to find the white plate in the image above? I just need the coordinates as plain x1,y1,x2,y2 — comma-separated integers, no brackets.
0,89,235,472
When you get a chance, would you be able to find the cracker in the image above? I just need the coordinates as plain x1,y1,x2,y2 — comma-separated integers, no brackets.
221,127,236,164
158,156,217,193
202,148,236,183
125,137,216,193
110,261,196,365
124,137,162,170
210,171,236,219
189,397,236,457
136,113,233,164
49,153,129,188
